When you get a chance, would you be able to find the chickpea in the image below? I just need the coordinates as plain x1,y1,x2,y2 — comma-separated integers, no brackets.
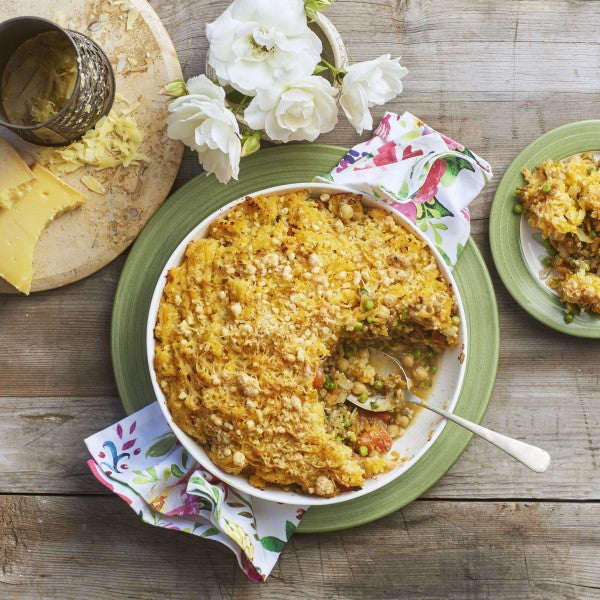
352,381,367,395
388,424,400,438
336,357,349,372
414,366,429,382
401,354,414,368
396,415,410,428
339,203,354,221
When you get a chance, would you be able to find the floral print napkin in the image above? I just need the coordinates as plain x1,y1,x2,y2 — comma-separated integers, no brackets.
319,111,493,266
86,111,492,583
86,402,306,582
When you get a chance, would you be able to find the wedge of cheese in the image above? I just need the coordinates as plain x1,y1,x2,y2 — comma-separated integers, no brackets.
0,164,88,294
0,137,36,209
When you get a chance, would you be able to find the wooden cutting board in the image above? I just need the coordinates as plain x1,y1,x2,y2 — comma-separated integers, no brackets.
0,0,184,293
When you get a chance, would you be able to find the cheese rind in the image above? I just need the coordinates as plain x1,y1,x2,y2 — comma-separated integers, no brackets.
0,138,36,209
0,164,88,294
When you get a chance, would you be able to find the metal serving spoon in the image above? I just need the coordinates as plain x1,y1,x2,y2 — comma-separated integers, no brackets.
347,348,551,473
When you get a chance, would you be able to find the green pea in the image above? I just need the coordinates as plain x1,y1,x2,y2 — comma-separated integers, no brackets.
451,315,461,326
513,204,523,214
564,311,575,324
323,375,337,391
590,230,597,240
354,321,364,331
343,416,352,427
411,348,421,358
420,380,431,389
358,445,369,457
363,298,375,311
366,316,375,323
399,309,408,321
542,182,552,193
588,166,597,174
429,365,437,374
334,434,343,443
424,347,434,359
548,246,559,256
358,391,369,403
373,380,383,390
583,262,591,272
542,257,552,267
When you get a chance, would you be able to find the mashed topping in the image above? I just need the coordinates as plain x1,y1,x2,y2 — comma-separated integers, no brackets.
154,191,459,496
517,154,600,314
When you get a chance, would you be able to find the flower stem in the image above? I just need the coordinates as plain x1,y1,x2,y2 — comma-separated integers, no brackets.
232,95,250,117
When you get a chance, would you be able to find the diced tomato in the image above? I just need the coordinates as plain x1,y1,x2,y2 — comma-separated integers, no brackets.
356,427,393,454
313,368,325,389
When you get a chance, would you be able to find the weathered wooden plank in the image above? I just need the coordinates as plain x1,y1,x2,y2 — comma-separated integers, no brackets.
0,497,598,599
0,255,124,397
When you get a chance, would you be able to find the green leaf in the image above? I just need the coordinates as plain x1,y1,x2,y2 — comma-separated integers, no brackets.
433,229,442,245
427,198,453,219
420,221,428,232
456,242,465,258
131,476,153,485
227,502,245,508
398,180,410,198
440,155,475,187
253,533,260,540
147,466,158,481
145,436,176,458
200,527,220,538
260,536,287,553
285,520,296,540
238,511,254,519
305,0,336,22
312,63,329,74
433,223,448,230
429,208,442,219
171,464,184,478
181,450,189,469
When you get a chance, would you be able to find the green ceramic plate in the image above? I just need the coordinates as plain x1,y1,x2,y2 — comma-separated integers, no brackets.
490,120,600,337
111,144,499,533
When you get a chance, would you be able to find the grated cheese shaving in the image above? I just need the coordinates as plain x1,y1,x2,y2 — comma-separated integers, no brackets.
39,104,149,174
80,174,106,194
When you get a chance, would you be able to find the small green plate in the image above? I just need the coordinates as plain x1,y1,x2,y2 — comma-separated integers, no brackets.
111,144,499,533
490,120,600,338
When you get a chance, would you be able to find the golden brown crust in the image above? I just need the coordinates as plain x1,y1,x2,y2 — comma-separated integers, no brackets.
154,191,459,496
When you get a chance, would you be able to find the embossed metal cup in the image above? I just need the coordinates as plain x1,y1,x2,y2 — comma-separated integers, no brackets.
0,16,115,146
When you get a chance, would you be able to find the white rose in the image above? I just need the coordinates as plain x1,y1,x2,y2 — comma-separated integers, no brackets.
244,76,338,143
340,54,408,134
166,75,241,184
206,0,322,95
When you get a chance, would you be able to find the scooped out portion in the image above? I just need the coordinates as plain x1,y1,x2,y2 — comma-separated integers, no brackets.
154,190,460,497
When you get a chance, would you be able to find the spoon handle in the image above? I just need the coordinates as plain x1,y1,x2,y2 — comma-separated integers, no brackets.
410,400,551,473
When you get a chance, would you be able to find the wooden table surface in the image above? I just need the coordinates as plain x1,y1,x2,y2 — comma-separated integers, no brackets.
1,1,599,598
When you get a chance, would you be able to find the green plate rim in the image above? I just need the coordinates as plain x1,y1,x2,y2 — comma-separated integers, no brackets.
111,143,499,533
489,120,600,338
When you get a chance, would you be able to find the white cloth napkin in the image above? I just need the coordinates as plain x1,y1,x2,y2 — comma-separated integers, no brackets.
86,111,491,582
